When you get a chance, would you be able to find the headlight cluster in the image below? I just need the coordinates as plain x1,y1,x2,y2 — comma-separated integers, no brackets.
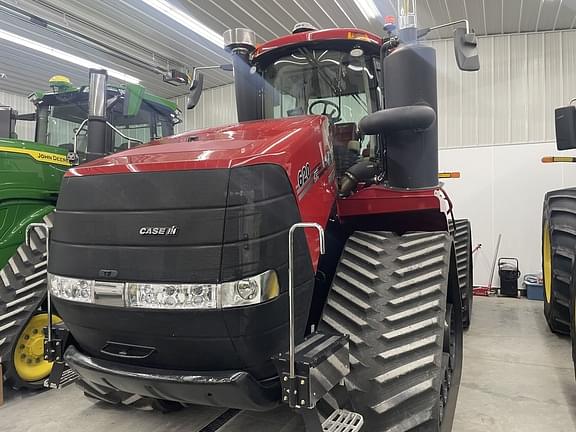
126,283,218,309
48,270,279,310
49,275,94,303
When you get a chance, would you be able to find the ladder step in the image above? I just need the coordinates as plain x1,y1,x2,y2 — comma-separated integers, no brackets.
44,364,79,389
322,409,364,432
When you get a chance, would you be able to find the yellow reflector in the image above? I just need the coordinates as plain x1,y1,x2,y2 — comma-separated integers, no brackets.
439,172,461,179
347,31,371,42
541,156,576,163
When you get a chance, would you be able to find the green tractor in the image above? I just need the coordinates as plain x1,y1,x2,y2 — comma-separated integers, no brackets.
0,70,180,389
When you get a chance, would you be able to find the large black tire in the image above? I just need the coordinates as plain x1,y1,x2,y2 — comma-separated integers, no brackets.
570,260,576,378
450,220,474,329
320,231,462,431
542,190,576,334
0,213,53,389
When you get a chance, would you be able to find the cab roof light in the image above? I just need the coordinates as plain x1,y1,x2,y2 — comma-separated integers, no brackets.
0,29,140,84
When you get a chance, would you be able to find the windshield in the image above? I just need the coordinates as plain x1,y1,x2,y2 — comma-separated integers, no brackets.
262,48,379,124
46,102,86,149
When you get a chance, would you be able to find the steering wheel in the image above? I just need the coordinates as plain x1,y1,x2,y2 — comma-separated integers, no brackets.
309,100,342,122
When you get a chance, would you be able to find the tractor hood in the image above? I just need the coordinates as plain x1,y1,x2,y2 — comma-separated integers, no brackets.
0,138,69,199
66,116,328,177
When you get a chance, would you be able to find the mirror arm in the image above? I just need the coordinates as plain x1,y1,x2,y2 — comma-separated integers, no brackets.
191,64,234,81
419,19,471,39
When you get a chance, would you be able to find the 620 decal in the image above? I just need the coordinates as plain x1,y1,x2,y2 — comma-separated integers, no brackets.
297,162,311,189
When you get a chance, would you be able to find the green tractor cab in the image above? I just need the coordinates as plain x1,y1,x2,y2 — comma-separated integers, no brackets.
0,71,180,390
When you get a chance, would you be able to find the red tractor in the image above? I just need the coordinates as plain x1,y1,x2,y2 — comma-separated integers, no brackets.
35,5,479,432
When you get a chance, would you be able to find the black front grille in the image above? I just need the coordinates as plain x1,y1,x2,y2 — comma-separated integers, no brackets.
49,164,315,376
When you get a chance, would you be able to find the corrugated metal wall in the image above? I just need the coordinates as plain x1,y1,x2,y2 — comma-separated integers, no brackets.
173,85,237,134
174,30,576,149
0,89,35,141
431,30,576,148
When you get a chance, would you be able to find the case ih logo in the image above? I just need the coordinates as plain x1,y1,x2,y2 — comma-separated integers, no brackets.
139,226,179,236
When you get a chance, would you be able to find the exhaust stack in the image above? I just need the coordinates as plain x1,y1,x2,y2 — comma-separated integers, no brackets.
397,0,418,42
87,69,108,159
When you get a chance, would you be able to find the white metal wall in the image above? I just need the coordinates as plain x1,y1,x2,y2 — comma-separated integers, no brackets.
174,30,576,149
430,30,576,149
439,141,576,286
0,89,35,141
173,85,237,134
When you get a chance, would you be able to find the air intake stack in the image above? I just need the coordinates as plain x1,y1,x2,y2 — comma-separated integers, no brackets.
359,0,439,189
383,43,438,189
223,28,258,123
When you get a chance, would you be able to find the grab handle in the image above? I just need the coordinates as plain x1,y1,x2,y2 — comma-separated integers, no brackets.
288,223,325,380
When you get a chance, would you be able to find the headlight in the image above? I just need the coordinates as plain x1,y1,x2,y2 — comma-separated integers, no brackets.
49,274,94,303
47,270,279,310
221,270,279,308
126,283,218,309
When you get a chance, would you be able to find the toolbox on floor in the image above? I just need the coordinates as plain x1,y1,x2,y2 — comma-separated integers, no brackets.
498,258,520,297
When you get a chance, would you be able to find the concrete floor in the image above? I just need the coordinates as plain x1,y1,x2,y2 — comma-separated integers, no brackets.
1,297,575,431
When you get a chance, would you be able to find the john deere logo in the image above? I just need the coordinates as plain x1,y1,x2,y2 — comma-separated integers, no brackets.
139,226,179,236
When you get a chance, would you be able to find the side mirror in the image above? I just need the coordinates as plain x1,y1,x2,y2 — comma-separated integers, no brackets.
555,105,576,150
454,28,480,71
187,72,204,110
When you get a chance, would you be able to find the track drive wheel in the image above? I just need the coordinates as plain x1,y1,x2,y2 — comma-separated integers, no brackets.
320,231,462,431
0,213,54,389
542,190,576,334
78,379,185,412
450,220,474,329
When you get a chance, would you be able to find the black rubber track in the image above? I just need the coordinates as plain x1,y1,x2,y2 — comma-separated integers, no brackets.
0,213,53,390
542,189,575,334
320,231,462,432
450,220,474,330
569,259,576,378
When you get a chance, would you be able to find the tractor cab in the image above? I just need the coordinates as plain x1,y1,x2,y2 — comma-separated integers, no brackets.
256,35,382,177
30,75,180,157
